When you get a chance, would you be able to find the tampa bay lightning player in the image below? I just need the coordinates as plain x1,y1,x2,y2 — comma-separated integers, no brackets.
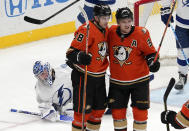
33,61,73,122
161,0,189,90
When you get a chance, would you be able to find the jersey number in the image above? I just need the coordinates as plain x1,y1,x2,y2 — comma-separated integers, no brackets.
74,33,84,42
147,38,152,47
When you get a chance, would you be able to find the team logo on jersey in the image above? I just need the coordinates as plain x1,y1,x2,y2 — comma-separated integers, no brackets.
113,46,132,67
96,42,108,61
182,0,189,7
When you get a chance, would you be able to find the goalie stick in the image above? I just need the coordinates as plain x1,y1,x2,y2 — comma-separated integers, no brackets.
10,108,73,122
24,0,80,24
163,78,176,131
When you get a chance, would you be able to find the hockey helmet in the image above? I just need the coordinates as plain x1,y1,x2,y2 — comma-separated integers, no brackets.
93,4,111,17
116,7,133,21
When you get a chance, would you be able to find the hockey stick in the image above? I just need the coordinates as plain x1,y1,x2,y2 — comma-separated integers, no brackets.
78,6,90,131
170,24,189,65
163,78,175,131
11,108,41,116
10,108,73,122
153,0,177,63
24,0,80,24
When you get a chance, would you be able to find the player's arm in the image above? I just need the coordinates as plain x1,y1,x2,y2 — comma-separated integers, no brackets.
35,84,44,104
139,28,160,73
161,100,189,129
66,28,92,66
175,100,189,129
35,84,58,122
161,0,172,7
160,0,174,26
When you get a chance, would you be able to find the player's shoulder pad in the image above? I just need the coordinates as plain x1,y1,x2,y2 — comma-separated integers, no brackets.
76,22,89,33
60,64,68,69
135,26,149,35
57,64,72,73
77,25,87,33
109,25,118,33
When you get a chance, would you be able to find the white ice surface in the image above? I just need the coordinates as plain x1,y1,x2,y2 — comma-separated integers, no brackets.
0,33,188,131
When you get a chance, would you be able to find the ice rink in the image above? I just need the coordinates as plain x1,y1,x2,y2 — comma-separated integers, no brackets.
0,31,188,131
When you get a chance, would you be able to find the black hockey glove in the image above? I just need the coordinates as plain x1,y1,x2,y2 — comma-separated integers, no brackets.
77,51,92,65
161,110,177,124
66,60,75,69
145,53,160,73
160,7,174,27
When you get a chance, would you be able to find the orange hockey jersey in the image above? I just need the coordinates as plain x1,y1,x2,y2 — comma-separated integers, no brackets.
67,21,109,77
108,25,156,85
176,100,189,128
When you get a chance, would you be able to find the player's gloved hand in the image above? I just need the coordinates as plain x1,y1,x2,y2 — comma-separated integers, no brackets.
149,60,160,73
160,7,174,27
77,51,92,65
145,53,160,73
39,103,58,122
161,110,177,124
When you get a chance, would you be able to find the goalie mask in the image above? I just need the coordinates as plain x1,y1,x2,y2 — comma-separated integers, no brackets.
33,61,53,86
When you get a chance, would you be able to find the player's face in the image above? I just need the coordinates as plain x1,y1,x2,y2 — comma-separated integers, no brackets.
38,70,48,81
118,18,133,34
98,16,110,28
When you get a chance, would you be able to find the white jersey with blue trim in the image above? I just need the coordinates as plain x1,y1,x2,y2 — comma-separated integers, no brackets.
35,65,72,106
85,0,115,7
162,0,189,29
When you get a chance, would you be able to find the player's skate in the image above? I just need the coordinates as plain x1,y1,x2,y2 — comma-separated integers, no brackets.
175,72,187,90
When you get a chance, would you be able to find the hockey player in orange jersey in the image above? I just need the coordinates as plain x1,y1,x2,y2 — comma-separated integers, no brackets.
66,4,111,131
161,100,189,129
107,7,160,131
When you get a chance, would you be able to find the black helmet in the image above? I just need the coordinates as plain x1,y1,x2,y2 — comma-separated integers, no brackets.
116,7,133,21
93,4,111,17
